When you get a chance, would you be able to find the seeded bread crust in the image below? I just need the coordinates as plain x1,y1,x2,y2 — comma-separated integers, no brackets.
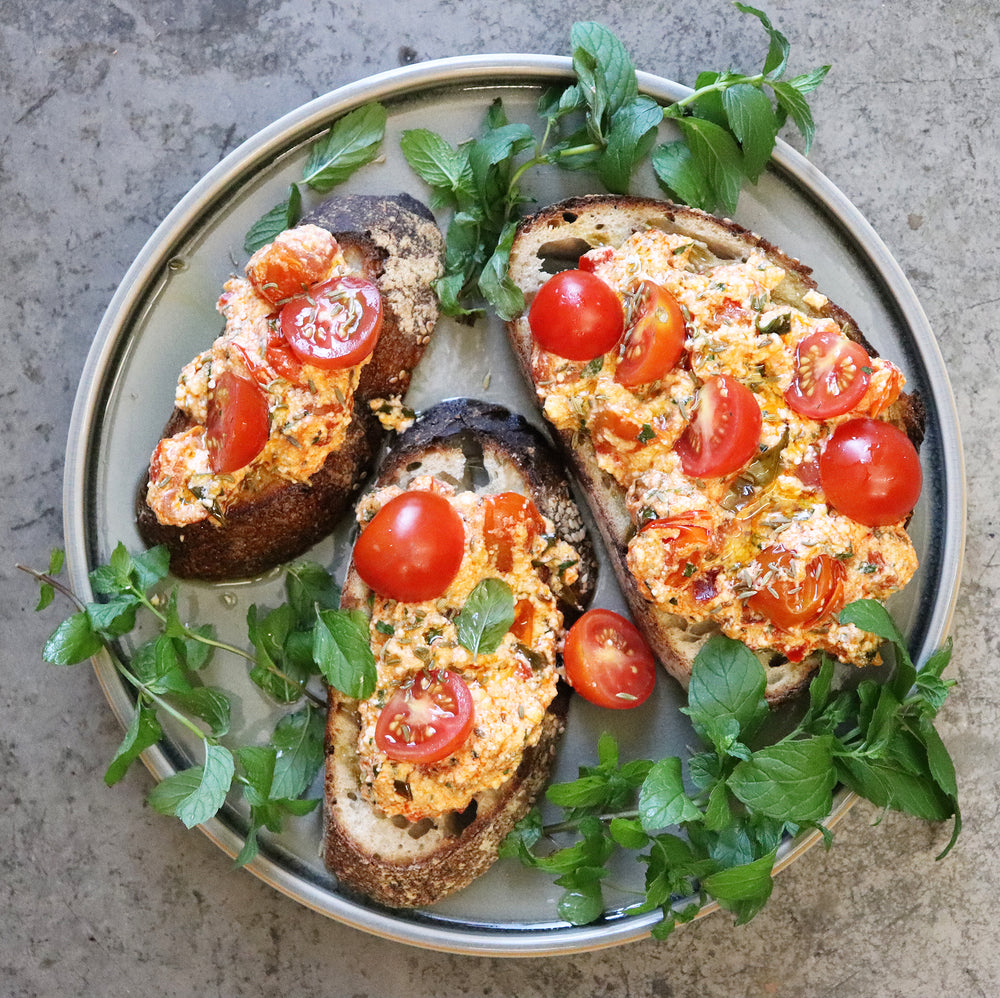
135,193,444,580
504,195,925,704
322,398,597,908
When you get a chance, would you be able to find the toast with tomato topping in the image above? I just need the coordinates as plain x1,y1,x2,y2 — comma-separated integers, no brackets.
322,398,597,908
135,193,444,580
505,195,925,704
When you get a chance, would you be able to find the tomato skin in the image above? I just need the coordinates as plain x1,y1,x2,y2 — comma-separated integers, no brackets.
528,270,624,361
563,608,656,710
205,370,270,474
353,491,466,602
614,281,687,387
482,492,544,573
674,374,762,478
246,225,339,305
279,274,382,370
819,417,922,526
375,669,475,764
785,329,872,419
746,546,844,630
638,511,714,587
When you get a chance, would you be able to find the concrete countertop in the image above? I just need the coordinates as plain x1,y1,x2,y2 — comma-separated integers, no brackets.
4,1,995,994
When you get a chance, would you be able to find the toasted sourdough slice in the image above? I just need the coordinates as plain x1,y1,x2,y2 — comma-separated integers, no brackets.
505,195,925,704
323,398,597,908
135,193,444,580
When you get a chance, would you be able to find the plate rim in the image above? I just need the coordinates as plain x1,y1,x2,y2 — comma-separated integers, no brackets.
62,53,966,957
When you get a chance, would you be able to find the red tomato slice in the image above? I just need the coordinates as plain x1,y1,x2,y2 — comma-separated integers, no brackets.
638,511,715,587
375,669,475,764
279,274,382,370
819,417,922,526
205,370,270,474
353,491,465,602
578,246,614,272
785,329,872,419
528,269,624,361
614,281,686,386
591,410,646,455
511,598,535,644
746,546,844,630
482,492,544,573
246,226,340,305
563,608,656,710
674,374,762,478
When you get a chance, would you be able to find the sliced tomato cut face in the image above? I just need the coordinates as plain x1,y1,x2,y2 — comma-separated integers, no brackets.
746,545,844,630
528,269,624,361
674,374,762,478
638,511,715,587
785,329,872,419
279,274,382,370
563,608,656,709
482,492,544,573
205,370,270,474
375,669,475,764
819,417,922,526
353,491,466,602
614,280,687,387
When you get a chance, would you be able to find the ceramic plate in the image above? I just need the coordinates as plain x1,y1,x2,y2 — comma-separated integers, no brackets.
63,56,965,956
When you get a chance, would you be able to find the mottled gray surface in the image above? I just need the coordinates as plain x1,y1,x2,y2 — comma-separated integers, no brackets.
3,0,997,995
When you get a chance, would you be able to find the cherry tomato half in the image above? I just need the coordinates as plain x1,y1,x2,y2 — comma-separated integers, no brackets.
563,608,656,710
375,669,475,764
615,281,687,387
205,370,270,474
638,511,715,587
674,374,762,478
482,492,544,573
746,546,844,630
819,417,922,526
785,329,872,419
353,491,466,602
279,274,382,370
246,225,340,305
528,269,624,361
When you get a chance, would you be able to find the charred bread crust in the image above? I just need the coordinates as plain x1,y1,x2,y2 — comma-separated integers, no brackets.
322,398,596,908
135,193,444,580
505,195,925,704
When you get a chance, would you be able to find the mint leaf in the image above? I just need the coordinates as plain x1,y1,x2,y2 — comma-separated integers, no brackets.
728,736,836,823
313,608,376,699
597,95,663,193
270,704,325,800
478,220,524,320
638,757,702,831
651,141,716,211
303,102,387,192
43,611,104,664
733,4,790,78
685,634,768,739
770,78,818,153
701,850,776,924
104,704,163,786
147,742,235,828
243,184,303,255
400,128,474,209
169,686,232,738
570,21,639,131
284,561,340,629
677,116,745,216
721,83,778,182
456,578,515,656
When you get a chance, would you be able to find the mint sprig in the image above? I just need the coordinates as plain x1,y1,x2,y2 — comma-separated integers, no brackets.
243,101,387,254
502,610,959,937
20,547,368,864
401,4,829,318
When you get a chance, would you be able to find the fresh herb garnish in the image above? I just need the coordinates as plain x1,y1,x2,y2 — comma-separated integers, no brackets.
456,577,516,657
243,101,387,254
501,619,958,936
19,546,373,864
401,4,829,318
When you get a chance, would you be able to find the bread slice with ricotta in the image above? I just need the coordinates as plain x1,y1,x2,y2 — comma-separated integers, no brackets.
135,193,443,580
323,398,596,908
505,195,925,704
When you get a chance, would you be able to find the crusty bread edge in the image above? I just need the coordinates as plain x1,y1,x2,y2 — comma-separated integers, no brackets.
321,398,597,908
505,195,926,704
135,193,444,580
